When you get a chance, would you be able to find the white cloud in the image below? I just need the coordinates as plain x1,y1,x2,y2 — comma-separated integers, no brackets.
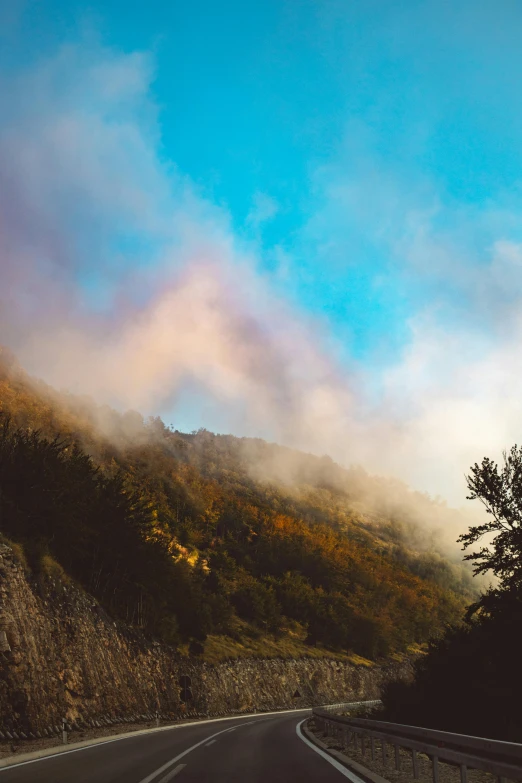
0,43,362,459
2,41,522,521
245,191,279,231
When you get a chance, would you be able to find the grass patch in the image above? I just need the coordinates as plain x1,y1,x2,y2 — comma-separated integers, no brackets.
39,554,71,582
201,618,373,665
0,535,28,569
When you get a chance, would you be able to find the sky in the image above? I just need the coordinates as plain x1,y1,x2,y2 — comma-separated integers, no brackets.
2,0,522,505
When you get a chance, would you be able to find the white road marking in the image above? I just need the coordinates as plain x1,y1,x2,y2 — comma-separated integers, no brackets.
0,710,310,773
205,739,216,746
157,764,186,782
137,720,257,783
296,719,365,783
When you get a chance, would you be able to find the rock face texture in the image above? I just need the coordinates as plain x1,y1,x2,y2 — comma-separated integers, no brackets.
0,545,409,735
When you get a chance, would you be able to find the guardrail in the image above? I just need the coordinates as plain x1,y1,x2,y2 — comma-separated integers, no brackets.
312,707,522,783
317,701,382,714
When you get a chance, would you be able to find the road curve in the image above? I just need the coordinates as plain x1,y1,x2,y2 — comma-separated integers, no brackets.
0,711,362,782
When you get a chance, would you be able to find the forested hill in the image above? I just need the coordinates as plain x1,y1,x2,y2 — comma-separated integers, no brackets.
0,346,476,662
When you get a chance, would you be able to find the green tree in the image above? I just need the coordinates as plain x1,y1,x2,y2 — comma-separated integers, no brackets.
459,445,522,595
380,446,522,740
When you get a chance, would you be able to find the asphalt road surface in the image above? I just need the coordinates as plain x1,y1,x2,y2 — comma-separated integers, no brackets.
0,711,362,783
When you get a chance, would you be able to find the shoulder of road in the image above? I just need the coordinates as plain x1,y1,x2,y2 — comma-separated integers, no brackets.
300,720,389,783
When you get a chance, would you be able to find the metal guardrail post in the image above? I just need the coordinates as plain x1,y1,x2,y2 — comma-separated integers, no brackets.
370,736,375,760
413,748,419,779
395,743,401,770
433,755,439,783
62,718,67,745
460,763,467,783
382,739,387,765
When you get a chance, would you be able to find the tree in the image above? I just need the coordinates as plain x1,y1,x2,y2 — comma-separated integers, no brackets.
459,446,522,597
379,445,522,740
0,351,476,661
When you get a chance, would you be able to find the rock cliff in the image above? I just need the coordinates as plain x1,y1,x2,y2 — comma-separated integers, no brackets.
0,545,409,737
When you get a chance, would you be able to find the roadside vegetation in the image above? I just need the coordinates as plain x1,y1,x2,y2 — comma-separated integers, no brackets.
380,446,522,740
0,347,475,662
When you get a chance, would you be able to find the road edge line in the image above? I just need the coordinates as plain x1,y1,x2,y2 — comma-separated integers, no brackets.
296,719,387,783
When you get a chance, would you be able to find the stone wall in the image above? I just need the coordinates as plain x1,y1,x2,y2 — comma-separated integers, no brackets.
0,545,410,735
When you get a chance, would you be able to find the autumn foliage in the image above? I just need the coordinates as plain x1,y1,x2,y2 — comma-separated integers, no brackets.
0,347,473,659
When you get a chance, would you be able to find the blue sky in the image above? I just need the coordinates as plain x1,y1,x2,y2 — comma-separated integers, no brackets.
5,0,522,355
3,0,522,500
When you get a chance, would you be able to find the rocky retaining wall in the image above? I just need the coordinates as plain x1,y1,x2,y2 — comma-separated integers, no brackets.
0,545,410,737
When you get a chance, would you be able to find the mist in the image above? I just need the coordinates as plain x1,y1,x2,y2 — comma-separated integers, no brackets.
0,42,518,530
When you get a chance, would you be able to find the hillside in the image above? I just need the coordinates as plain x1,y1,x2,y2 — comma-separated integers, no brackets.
0,346,476,662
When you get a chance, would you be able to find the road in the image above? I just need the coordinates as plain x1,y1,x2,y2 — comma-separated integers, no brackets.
0,710,361,783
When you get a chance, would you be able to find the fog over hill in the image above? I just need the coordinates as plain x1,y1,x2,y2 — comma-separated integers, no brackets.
0,347,479,661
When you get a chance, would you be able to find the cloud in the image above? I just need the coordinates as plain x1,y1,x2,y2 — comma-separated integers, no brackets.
0,43,363,459
245,191,279,232
1,40,522,522
297,140,522,502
